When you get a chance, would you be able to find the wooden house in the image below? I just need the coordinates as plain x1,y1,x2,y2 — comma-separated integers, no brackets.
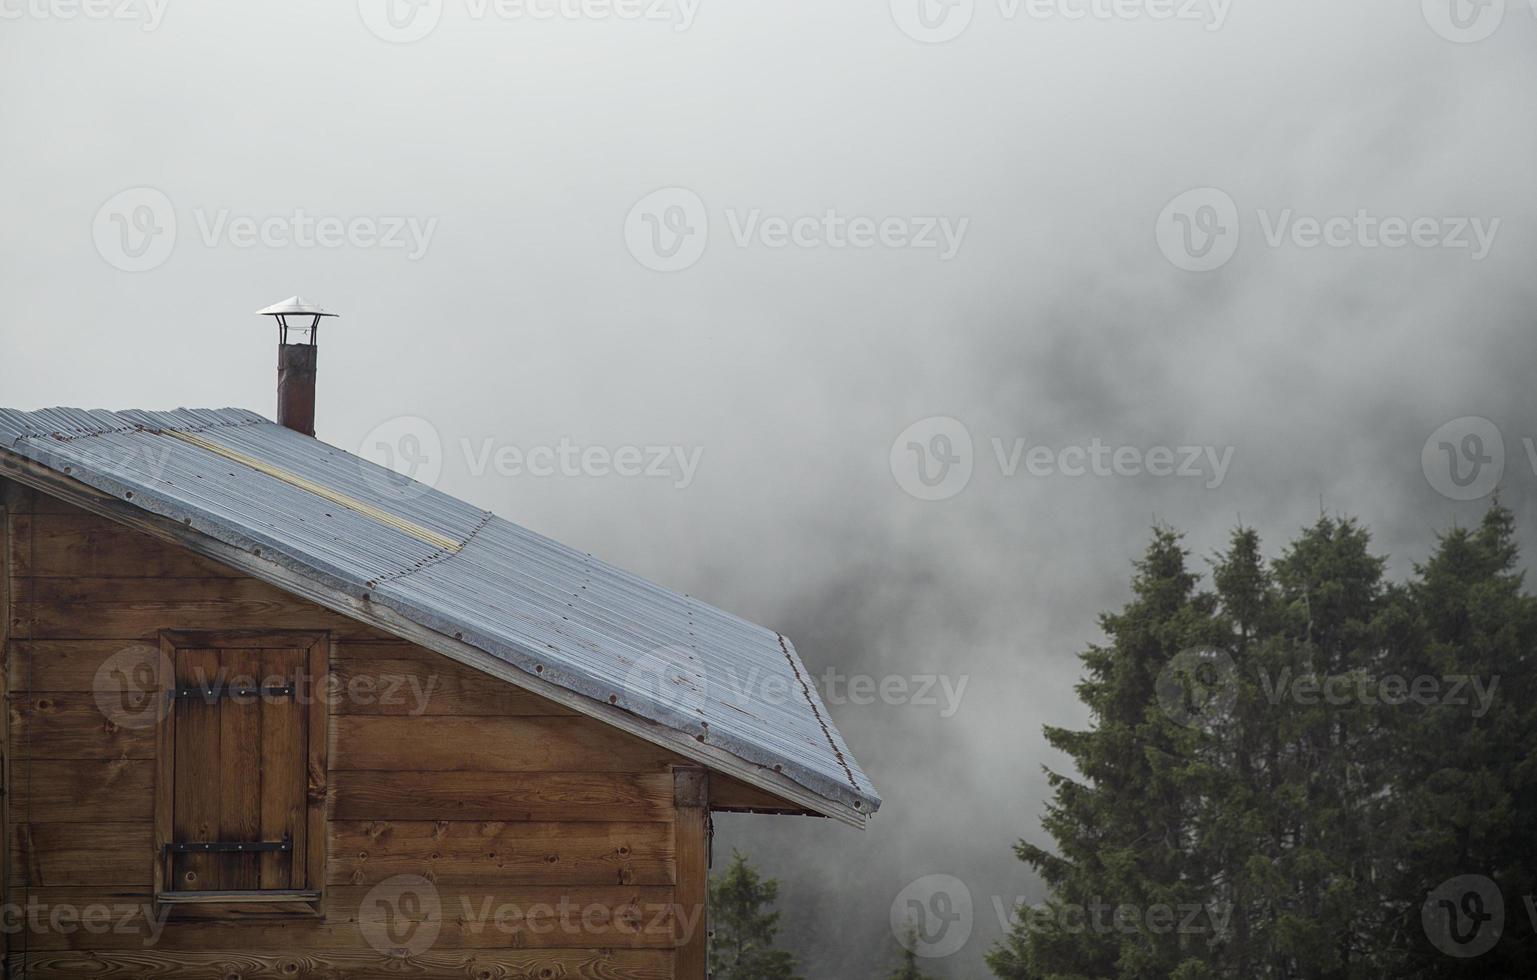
0,303,878,978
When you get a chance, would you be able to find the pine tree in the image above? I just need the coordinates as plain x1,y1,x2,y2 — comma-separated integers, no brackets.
1200,527,1280,977
885,921,936,980
988,528,1224,979
993,511,1537,979
1257,517,1392,978
1379,504,1537,976
709,850,802,980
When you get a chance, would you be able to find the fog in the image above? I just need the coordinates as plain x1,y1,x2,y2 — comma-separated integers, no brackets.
3,1,1535,974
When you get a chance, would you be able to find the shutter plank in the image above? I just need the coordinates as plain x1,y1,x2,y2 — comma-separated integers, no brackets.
219,648,264,889
260,649,304,889
172,649,223,891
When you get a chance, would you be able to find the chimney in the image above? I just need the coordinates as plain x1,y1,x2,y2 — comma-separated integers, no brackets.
256,296,338,437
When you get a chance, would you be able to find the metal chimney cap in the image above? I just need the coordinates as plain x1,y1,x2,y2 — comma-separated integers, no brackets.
255,296,339,318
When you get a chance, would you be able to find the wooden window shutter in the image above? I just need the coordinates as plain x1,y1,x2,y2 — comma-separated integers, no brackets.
155,631,328,907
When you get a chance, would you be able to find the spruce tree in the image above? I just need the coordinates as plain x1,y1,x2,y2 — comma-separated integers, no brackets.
1380,504,1537,976
1259,517,1392,978
1201,527,1281,976
988,528,1223,979
993,511,1537,979
709,850,802,980
885,921,936,980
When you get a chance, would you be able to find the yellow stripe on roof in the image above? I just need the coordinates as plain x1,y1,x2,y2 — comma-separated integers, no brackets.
165,430,464,554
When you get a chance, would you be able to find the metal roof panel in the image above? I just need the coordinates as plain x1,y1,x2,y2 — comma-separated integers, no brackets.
0,406,879,817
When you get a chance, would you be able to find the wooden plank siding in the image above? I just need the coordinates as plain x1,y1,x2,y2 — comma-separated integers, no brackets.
328,820,676,886
3,494,705,978
328,771,678,822
11,578,384,641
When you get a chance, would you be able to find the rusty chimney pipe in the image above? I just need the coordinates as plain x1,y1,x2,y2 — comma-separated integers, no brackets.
256,297,338,438
277,343,318,436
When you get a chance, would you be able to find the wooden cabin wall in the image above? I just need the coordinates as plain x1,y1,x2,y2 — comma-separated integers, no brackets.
1,482,707,979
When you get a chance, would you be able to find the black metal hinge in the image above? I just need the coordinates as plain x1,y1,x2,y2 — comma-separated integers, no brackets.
165,840,293,855
173,685,295,702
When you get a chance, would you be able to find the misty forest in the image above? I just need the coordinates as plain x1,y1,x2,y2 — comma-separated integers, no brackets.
718,505,1536,979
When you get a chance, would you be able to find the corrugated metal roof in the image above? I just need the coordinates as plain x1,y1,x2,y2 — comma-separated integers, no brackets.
0,407,879,819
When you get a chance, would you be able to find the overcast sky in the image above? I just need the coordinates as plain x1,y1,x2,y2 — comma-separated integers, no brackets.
4,1,1536,974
